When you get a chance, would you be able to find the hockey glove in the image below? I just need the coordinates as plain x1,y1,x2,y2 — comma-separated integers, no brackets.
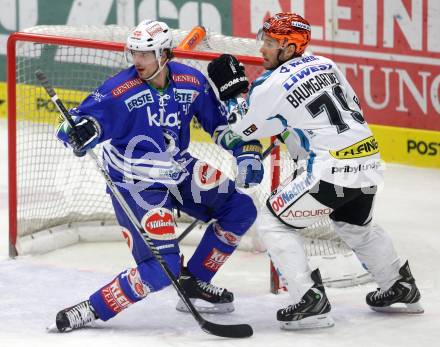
56,116,101,157
207,54,249,101
234,141,264,188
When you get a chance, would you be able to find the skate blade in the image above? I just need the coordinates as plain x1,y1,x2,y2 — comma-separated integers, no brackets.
280,314,335,330
371,302,424,314
176,298,235,314
46,323,59,333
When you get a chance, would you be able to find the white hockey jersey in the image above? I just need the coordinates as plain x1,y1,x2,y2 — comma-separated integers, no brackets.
232,55,383,188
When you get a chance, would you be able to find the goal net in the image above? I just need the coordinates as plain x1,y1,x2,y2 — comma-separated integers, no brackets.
7,25,371,289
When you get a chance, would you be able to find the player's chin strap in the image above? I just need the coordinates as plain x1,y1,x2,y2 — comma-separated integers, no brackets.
143,58,169,81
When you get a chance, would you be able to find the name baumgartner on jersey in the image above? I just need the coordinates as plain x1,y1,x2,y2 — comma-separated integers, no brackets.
232,54,383,188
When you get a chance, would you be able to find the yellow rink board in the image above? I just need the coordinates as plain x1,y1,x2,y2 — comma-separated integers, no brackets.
1,82,438,168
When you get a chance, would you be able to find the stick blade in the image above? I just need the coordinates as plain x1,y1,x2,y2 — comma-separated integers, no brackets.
201,321,253,338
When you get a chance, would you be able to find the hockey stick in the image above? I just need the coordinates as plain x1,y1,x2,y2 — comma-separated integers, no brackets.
35,69,253,339
177,140,280,244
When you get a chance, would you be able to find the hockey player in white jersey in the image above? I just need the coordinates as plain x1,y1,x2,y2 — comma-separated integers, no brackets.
208,12,423,330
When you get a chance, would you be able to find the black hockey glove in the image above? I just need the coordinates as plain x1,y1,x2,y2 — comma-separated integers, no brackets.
207,54,249,101
68,117,101,157
56,116,101,157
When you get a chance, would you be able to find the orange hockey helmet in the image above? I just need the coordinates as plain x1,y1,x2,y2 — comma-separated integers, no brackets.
257,12,311,56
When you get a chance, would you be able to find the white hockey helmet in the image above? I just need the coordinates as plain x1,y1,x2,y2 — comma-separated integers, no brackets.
126,20,174,60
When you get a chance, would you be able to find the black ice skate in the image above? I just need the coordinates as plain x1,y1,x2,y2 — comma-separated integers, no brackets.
48,300,98,332
176,267,234,314
366,260,424,314
277,269,334,330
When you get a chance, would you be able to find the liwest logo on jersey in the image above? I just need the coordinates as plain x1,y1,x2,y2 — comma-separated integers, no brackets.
173,88,198,103
283,63,333,91
125,90,154,111
330,136,379,159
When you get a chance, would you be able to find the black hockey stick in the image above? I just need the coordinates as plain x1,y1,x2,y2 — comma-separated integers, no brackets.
177,218,203,243
35,69,253,339
177,140,280,244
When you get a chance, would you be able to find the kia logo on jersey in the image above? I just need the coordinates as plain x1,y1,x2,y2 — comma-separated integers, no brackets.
147,107,181,128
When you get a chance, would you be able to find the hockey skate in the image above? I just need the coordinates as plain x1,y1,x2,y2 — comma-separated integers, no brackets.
48,300,98,332
176,267,234,314
277,269,334,330
366,260,424,314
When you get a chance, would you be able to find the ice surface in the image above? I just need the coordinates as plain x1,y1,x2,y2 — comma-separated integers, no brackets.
1,119,439,347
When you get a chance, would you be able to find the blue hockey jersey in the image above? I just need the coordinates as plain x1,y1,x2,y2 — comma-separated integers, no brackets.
70,61,229,189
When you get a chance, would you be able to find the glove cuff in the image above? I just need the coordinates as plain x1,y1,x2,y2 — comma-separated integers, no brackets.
233,140,263,158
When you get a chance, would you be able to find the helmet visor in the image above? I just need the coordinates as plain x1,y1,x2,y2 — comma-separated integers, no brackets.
124,49,158,65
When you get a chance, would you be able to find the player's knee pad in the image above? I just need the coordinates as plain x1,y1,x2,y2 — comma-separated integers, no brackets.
267,175,331,228
333,221,396,259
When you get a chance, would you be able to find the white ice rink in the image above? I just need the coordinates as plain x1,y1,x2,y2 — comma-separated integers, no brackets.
1,119,439,347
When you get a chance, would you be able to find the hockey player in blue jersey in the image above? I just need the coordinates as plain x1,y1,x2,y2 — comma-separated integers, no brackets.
52,19,264,332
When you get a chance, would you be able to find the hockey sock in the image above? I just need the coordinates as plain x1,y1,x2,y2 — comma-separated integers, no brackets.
90,253,180,321
187,223,240,282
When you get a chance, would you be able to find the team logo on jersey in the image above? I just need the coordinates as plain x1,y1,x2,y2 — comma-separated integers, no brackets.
193,161,227,190
111,78,143,97
283,63,333,91
330,136,379,159
173,88,199,103
147,107,181,128
92,90,106,102
141,208,176,241
125,90,154,111
203,248,231,272
243,124,258,136
172,74,200,86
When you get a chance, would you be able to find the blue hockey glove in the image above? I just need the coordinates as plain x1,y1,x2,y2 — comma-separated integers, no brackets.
56,116,101,157
234,141,264,188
